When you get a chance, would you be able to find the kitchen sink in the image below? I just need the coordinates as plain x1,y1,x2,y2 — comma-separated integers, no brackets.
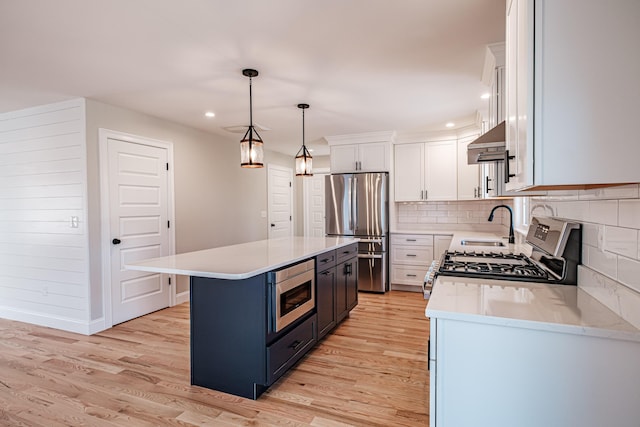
460,240,505,247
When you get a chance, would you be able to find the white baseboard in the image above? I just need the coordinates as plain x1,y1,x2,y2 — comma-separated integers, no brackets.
390,283,422,293
0,307,94,335
175,290,190,305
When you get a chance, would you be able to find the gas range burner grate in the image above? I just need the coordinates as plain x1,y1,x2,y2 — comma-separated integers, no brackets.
448,251,524,260
437,250,552,282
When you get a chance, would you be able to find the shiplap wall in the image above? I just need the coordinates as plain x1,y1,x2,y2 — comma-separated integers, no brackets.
0,98,91,333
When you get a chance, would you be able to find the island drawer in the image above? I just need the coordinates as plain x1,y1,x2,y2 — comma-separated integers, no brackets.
266,314,317,385
316,250,337,270
336,243,358,263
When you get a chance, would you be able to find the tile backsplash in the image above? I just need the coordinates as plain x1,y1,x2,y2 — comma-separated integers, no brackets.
396,200,514,231
530,184,640,328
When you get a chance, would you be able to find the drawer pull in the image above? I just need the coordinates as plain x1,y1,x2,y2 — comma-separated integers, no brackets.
321,271,331,276
406,254,417,257
406,274,417,277
289,340,304,351
406,239,417,242
321,258,330,263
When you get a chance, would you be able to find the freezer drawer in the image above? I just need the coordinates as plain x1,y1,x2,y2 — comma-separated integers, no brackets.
358,252,387,293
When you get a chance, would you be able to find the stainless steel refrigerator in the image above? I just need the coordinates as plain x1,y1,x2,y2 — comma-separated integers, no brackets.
325,172,388,293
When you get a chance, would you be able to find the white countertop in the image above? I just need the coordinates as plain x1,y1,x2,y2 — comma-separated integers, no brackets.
125,236,358,280
426,277,640,341
426,232,640,342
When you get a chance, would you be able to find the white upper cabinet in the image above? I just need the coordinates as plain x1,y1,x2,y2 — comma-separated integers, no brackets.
327,132,393,173
426,141,457,201
330,144,360,173
457,136,481,200
505,0,640,191
394,140,457,202
394,143,423,202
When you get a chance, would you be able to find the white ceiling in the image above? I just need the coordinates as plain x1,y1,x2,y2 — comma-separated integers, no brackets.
0,0,505,156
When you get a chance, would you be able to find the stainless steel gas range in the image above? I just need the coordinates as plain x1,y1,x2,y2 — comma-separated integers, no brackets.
424,217,581,298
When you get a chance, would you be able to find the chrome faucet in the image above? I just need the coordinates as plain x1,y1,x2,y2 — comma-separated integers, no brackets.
488,204,515,244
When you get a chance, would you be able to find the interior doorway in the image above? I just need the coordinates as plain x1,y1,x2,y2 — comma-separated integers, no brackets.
267,164,293,239
303,168,329,237
99,129,175,326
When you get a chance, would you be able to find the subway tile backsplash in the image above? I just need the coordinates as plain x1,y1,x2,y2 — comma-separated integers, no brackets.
531,184,640,328
397,200,513,228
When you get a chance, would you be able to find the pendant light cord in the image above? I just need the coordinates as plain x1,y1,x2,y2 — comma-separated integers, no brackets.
249,76,253,127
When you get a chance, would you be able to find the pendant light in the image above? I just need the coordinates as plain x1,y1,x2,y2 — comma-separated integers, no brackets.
295,103,313,176
240,68,264,168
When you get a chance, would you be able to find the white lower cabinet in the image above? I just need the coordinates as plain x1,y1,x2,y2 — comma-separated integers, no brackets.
391,233,452,291
433,235,452,262
429,317,640,427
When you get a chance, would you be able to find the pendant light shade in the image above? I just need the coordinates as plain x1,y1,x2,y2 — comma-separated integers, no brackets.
295,103,313,176
240,68,264,168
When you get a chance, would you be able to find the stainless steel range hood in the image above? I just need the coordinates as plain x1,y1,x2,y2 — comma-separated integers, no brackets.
467,121,505,164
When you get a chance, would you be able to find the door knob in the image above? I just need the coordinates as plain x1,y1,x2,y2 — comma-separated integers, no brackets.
112,238,121,245
270,223,275,227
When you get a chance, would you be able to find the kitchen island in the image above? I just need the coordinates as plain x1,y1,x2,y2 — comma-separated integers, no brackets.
126,236,359,399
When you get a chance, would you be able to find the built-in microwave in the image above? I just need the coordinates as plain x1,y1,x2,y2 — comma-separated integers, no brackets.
269,259,315,333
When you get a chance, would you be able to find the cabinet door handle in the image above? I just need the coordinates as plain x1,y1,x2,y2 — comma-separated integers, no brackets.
474,187,478,198
425,190,428,199
289,340,304,351
485,175,491,194
504,149,515,183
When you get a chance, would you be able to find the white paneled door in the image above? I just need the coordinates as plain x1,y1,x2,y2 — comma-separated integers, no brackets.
303,172,327,237
268,165,293,239
107,137,171,325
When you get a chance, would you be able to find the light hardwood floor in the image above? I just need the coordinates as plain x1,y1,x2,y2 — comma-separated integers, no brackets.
0,291,429,426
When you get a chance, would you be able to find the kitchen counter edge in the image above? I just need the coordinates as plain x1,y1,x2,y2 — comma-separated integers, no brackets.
125,237,359,280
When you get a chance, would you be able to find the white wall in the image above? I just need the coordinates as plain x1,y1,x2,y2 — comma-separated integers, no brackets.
0,98,298,334
529,185,640,328
85,99,296,309
0,99,92,333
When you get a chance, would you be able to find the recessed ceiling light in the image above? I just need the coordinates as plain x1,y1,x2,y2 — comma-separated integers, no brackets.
205,111,215,118
481,93,491,100
445,122,455,128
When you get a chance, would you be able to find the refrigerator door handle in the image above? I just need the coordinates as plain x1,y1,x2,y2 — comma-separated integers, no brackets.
358,254,383,259
351,176,358,233
359,238,383,244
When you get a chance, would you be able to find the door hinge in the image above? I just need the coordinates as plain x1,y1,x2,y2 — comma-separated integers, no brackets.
167,220,170,228
166,163,169,171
